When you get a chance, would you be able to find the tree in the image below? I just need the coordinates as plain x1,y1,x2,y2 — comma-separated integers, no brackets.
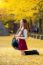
31,0,43,33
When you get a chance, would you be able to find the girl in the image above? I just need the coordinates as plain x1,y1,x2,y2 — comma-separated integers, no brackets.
12,19,28,55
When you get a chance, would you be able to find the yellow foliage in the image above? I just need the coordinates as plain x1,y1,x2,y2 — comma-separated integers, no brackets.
0,0,42,21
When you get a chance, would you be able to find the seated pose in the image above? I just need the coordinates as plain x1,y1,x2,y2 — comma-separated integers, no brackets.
12,19,28,55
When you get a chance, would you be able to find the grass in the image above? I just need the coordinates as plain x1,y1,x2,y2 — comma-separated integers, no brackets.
0,35,43,65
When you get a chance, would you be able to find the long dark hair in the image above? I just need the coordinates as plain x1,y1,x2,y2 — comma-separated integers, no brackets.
16,19,29,35
22,19,28,29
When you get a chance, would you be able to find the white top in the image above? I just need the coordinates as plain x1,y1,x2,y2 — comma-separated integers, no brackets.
23,29,28,38
17,27,28,39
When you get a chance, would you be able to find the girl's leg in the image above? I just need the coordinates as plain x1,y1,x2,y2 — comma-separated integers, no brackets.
21,50,25,55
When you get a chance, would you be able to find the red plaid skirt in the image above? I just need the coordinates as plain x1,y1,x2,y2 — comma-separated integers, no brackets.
18,39,28,50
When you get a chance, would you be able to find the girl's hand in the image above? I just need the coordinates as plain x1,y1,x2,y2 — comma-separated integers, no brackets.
16,37,18,40
13,34,17,39
14,35,19,40
15,35,18,37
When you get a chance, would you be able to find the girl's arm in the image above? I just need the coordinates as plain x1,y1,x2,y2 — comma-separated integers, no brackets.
14,30,22,37
15,27,24,37
16,36,27,39
16,29,28,39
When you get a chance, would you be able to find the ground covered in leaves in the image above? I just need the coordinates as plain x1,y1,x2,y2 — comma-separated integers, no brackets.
0,35,43,65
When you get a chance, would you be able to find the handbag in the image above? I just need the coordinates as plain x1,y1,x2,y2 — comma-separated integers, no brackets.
12,38,18,48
